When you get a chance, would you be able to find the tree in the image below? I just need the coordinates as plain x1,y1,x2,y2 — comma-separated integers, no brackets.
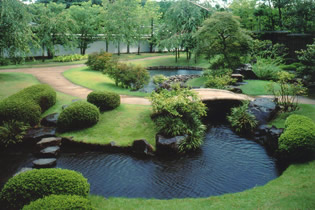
0,0,35,62
29,2,74,60
68,1,102,55
195,12,252,69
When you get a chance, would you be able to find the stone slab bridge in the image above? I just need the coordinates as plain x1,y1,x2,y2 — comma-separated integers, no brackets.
194,88,253,102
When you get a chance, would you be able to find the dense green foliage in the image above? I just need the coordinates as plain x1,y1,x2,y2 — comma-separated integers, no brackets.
57,101,100,132
0,120,29,147
87,91,120,111
23,195,94,210
152,74,168,85
53,54,87,62
227,101,258,134
279,115,315,159
0,168,90,210
150,86,207,152
86,51,117,72
296,40,315,82
252,57,282,80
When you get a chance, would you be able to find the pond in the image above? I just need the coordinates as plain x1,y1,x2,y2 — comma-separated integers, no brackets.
140,69,203,93
0,124,282,199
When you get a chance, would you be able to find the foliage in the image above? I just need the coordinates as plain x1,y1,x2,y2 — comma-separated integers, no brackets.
57,101,100,132
86,51,117,72
53,54,87,62
150,86,207,152
296,40,315,82
0,120,29,148
22,194,94,210
267,71,307,112
227,101,258,134
249,39,288,62
152,74,168,85
252,57,282,80
87,91,120,111
278,115,315,159
0,58,10,66
0,168,90,210
203,69,236,89
195,12,252,69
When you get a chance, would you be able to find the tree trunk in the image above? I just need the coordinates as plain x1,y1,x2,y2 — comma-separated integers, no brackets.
138,40,141,55
42,44,45,62
150,18,154,53
178,48,180,58
186,48,189,60
278,5,282,29
105,39,109,52
127,43,130,54
194,53,197,64
118,40,120,56
175,48,178,63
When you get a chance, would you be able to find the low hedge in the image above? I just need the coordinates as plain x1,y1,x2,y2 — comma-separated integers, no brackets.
57,101,100,132
87,91,120,111
279,115,315,159
0,168,90,210
22,195,94,210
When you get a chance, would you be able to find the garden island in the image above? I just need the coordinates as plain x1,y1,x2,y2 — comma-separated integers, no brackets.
0,0,315,209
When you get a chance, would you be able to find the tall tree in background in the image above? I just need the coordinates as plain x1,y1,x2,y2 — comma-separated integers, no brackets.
68,1,102,55
0,0,35,62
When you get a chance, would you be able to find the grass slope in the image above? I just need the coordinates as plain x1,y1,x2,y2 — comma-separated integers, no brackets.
240,80,281,96
186,77,207,87
59,104,156,147
89,160,315,209
63,67,148,97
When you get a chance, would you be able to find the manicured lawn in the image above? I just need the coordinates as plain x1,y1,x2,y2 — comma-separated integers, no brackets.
0,60,86,70
186,76,207,87
63,67,149,97
89,160,315,209
59,104,157,147
269,104,315,128
113,52,172,61
240,80,279,95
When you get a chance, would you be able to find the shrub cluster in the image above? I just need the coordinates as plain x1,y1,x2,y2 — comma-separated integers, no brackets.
152,74,168,85
0,168,90,210
86,51,117,71
22,195,94,210
57,101,100,132
53,54,88,62
150,86,207,152
203,69,236,89
278,115,315,159
252,57,282,80
296,41,315,82
0,84,56,126
0,120,29,147
87,91,120,111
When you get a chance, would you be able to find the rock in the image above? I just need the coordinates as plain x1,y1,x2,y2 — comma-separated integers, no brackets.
33,158,57,168
132,139,154,156
231,74,244,82
248,98,279,125
234,64,258,79
228,86,243,93
72,99,82,103
39,146,60,158
254,124,283,153
156,134,187,155
37,137,62,149
62,105,69,110
41,113,59,127
24,127,56,141
13,167,33,177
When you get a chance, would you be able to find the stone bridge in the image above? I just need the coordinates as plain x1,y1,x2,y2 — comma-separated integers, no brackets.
194,88,253,102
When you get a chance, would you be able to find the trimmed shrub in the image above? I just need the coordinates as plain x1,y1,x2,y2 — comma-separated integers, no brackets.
87,91,120,111
0,168,90,210
53,54,88,62
284,114,314,129
0,98,41,126
57,101,100,132
279,115,315,159
22,195,94,210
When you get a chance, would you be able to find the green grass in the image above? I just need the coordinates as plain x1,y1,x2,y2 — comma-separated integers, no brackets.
269,104,315,128
0,60,86,70
59,104,157,147
63,67,149,97
89,160,315,209
113,52,172,61
186,76,207,87
240,80,280,96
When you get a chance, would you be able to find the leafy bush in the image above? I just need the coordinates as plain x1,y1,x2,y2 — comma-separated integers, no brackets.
227,101,258,134
249,39,288,61
86,51,117,71
204,75,236,89
296,40,315,82
252,57,282,80
22,195,94,210
57,101,100,132
0,98,41,126
87,91,120,111
150,86,207,152
284,114,314,129
53,54,88,62
279,115,315,159
0,168,90,210
279,62,302,71
153,74,168,85
0,120,29,147
0,57,10,66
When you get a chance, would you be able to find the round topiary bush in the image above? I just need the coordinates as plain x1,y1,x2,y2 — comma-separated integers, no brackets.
14,84,56,112
87,91,120,111
22,195,94,210
279,115,315,159
0,168,90,210
0,98,41,126
284,114,314,129
57,101,100,132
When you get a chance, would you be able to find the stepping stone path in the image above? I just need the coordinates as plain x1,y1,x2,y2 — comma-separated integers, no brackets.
33,137,62,168
37,137,62,149
39,146,60,158
33,158,57,168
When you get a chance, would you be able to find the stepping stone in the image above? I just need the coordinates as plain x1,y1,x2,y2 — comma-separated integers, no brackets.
41,113,59,127
231,74,244,82
37,137,62,149
39,146,60,158
33,158,57,168
24,127,56,141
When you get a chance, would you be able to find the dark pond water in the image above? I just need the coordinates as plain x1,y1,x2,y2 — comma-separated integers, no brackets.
140,69,202,93
0,124,281,199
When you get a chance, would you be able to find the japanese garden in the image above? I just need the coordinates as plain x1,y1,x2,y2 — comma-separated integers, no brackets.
0,0,315,209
